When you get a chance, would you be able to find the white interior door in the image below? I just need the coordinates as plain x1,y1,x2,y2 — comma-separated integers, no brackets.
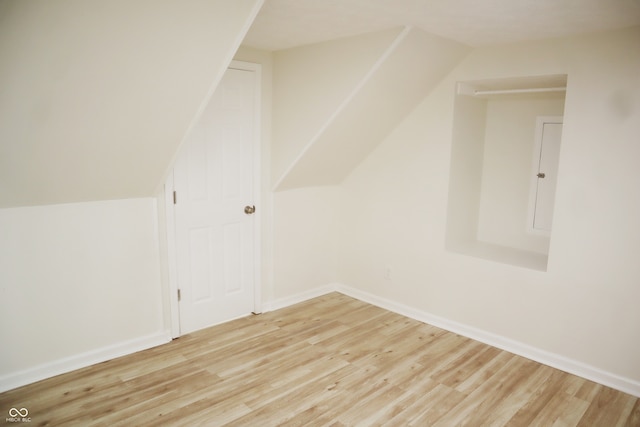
172,64,259,334
531,117,563,232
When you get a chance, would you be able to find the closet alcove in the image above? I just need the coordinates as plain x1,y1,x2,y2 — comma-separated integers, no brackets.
445,74,567,271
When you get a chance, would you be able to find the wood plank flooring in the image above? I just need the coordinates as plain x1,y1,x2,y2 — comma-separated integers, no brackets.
1,292,638,426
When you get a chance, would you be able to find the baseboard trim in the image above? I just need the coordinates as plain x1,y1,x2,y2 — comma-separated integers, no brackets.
0,331,171,393
334,283,640,398
5,286,639,398
262,284,337,313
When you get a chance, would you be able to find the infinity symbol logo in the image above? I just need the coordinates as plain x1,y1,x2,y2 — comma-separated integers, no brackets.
8,408,28,417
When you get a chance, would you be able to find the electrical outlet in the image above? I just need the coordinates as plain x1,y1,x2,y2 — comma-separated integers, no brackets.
384,267,392,280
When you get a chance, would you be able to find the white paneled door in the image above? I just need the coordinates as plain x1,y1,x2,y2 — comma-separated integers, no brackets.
171,63,260,335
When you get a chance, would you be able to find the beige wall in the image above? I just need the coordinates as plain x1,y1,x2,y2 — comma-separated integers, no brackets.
272,187,344,299
340,27,640,385
267,30,402,302
0,199,165,389
445,94,487,248
268,28,468,303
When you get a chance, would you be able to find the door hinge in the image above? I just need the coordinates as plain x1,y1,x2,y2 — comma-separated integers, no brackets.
177,289,181,301
173,191,177,205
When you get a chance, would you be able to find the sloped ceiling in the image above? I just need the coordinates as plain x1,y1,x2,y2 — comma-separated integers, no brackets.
244,0,640,50
257,0,639,190
270,27,405,184
274,27,470,191
0,0,263,208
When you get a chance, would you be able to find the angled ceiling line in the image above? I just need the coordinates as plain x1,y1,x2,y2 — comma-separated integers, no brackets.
272,25,413,191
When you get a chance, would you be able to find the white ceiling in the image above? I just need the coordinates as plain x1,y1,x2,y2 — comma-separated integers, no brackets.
243,0,640,51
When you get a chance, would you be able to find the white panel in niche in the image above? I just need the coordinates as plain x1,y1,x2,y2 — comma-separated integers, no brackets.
528,116,563,234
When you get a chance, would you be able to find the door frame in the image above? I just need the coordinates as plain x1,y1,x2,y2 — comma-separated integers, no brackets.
165,60,262,338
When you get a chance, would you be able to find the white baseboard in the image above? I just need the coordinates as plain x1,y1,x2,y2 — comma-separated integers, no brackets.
5,285,639,398
262,284,338,313
0,331,171,393
334,283,640,398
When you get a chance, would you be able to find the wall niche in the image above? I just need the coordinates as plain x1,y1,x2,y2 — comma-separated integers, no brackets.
445,74,567,271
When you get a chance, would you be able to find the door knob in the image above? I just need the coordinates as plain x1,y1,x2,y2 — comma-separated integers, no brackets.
244,205,256,215
537,172,546,178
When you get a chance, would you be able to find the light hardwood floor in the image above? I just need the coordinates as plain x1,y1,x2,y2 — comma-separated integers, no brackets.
1,292,638,426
